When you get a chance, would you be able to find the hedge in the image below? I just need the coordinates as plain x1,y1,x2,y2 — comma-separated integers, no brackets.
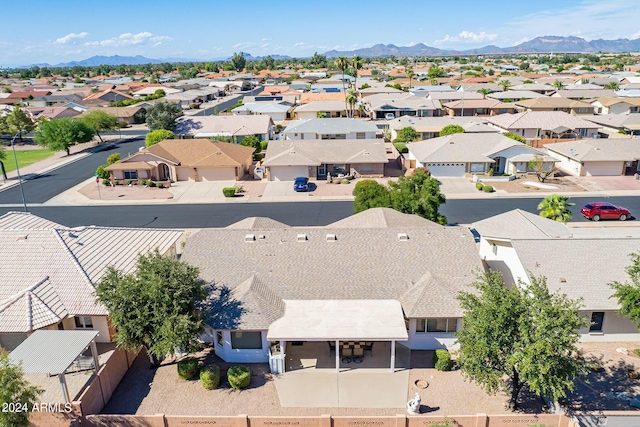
177,357,200,380
482,185,494,192
200,364,221,390
393,142,408,153
260,140,269,151
227,365,251,389
433,349,452,371
223,187,237,197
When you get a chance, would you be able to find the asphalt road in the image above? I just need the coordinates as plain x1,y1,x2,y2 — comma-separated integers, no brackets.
0,138,146,204
0,196,639,228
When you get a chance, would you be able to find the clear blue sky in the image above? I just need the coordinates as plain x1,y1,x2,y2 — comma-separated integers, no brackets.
1,0,639,67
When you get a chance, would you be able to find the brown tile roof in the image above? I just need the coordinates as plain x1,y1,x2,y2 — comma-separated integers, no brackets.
141,139,255,167
83,89,133,101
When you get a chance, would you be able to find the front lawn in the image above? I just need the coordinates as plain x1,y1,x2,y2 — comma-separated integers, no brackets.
0,148,56,173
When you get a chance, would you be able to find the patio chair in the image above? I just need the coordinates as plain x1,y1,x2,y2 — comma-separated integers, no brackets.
341,347,353,363
353,346,364,357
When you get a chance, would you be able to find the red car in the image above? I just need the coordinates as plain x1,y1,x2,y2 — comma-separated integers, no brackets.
581,202,631,221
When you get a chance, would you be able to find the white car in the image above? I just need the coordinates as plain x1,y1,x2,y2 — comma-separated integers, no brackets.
384,113,395,120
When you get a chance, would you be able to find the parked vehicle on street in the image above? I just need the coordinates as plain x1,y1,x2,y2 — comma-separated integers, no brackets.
293,177,309,192
581,202,631,221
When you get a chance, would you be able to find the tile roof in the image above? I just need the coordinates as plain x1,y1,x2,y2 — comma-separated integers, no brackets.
443,99,512,109
294,101,350,113
263,139,388,167
514,97,593,109
486,111,599,131
283,118,378,135
582,113,640,130
0,214,184,333
182,208,484,320
129,139,255,168
388,116,498,133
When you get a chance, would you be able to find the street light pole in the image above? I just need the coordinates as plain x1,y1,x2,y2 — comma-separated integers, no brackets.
10,132,28,212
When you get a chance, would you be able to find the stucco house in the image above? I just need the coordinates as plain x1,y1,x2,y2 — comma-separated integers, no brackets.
472,209,640,343
282,118,379,140
486,111,600,140
106,139,255,182
175,115,274,141
388,116,498,140
514,97,595,115
406,133,556,177
262,139,388,180
0,212,184,351
544,139,640,176
591,97,640,115
293,101,351,120
181,208,485,366
442,99,515,117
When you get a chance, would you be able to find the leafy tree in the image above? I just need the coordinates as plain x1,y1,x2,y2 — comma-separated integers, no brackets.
353,180,391,213
231,52,246,72
145,101,182,132
317,111,327,119
552,79,566,90
604,81,620,91
81,110,118,143
145,129,175,147
477,88,492,99
107,153,120,165
440,124,465,136
394,126,420,143
0,350,43,427
527,155,558,183
95,250,208,367
359,83,371,90
456,271,590,410
34,117,95,155
503,132,527,143
609,252,640,329
96,164,110,179
240,135,261,154
428,66,445,79
388,168,447,224
4,106,35,143
537,194,574,223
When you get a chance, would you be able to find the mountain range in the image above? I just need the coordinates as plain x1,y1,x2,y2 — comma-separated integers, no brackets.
323,36,640,57
23,36,640,68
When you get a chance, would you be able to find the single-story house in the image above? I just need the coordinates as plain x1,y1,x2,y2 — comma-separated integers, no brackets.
442,99,516,117
83,105,147,125
181,208,485,364
514,97,595,115
486,111,600,140
427,91,484,104
282,118,379,140
406,132,557,177
591,97,640,115
544,139,640,176
262,139,388,180
175,115,274,141
165,87,220,108
83,89,133,103
29,94,84,107
293,101,351,120
388,116,498,140
24,106,81,120
232,102,292,122
472,209,640,343
106,139,255,182
367,95,442,119
486,90,547,101
582,113,640,136
510,84,555,95
0,211,184,351
551,89,616,101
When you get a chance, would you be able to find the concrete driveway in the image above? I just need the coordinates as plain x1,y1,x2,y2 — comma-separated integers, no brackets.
436,177,477,194
578,176,640,191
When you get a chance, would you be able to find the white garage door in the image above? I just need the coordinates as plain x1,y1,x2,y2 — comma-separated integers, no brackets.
583,162,622,176
425,163,466,177
270,166,309,181
200,167,236,181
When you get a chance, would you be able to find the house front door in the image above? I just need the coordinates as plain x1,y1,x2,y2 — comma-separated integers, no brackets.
318,164,327,178
624,160,638,176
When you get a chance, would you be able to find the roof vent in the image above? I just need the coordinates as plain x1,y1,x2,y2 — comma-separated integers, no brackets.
297,233,307,242
216,151,222,155
559,277,567,283
16,234,28,241
326,234,337,241
258,235,266,239
245,234,256,242
398,233,409,241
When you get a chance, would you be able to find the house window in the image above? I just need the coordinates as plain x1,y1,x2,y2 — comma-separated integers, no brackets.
589,312,604,333
492,244,498,255
415,318,458,333
356,132,366,139
74,316,93,329
216,331,223,346
416,319,426,333
332,164,346,174
230,331,263,349
470,163,484,173
123,170,138,180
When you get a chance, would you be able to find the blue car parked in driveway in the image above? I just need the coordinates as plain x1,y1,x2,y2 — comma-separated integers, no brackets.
293,177,309,192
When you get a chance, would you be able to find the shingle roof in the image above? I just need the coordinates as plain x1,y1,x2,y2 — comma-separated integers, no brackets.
182,209,484,320
226,217,290,229
0,212,61,229
514,97,593,109
544,139,640,162
472,209,573,240
283,118,378,135
263,140,388,167
294,101,349,113
175,115,272,137
328,207,441,229
486,111,599,131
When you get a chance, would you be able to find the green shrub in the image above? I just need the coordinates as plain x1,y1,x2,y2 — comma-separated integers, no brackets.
260,140,269,151
200,364,221,390
393,142,408,153
95,164,110,179
634,348,640,357
488,168,494,176
177,357,199,380
140,179,147,186
227,365,251,389
223,187,237,197
433,349,452,371
157,183,164,189
341,179,350,184
125,179,132,185
483,185,494,193
102,178,110,186
107,153,121,165
114,180,121,186
253,153,263,161
475,182,484,190
147,181,156,187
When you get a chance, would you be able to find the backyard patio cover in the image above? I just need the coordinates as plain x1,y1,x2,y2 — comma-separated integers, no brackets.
266,300,409,341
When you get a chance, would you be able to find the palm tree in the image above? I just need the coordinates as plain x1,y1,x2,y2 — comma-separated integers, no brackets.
346,90,358,118
335,57,350,117
477,88,492,99
406,68,415,90
498,79,512,92
552,79,566,91
352,55,363,90
604,81,620,91
537,194,574,223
